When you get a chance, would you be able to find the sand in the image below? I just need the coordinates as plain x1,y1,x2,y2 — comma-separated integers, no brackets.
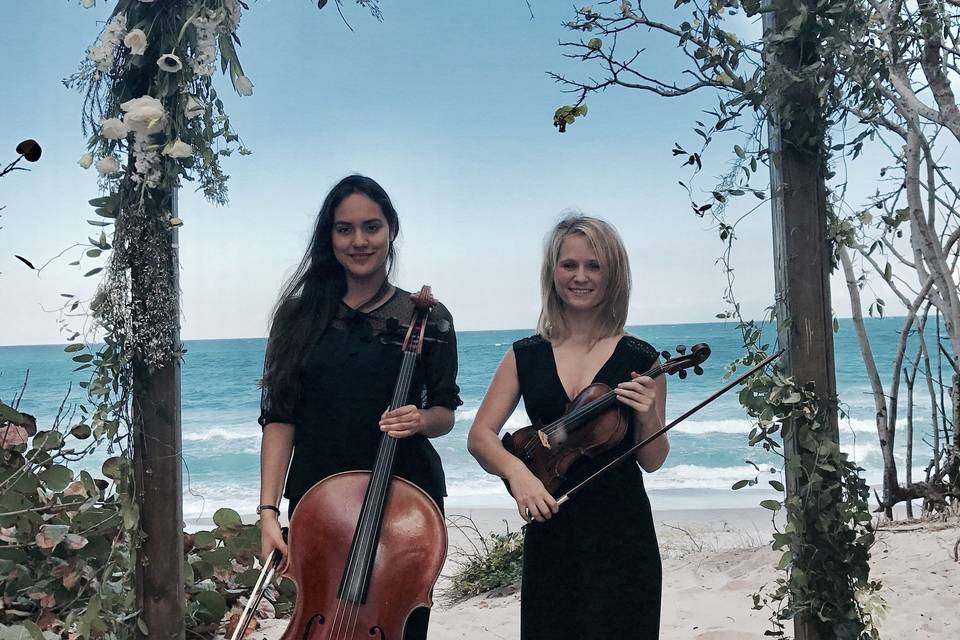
234,507,960,639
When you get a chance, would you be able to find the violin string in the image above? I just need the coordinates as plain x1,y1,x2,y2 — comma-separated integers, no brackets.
520,363,665,456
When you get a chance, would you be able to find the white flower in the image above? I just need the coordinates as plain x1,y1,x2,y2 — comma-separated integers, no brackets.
99,117,129,140
131,132,162,188
157,53,183,73
82,0,96,8
162,139,193,159
123,29,148,56
78,153,93,169
121,95,167,135
234,75,253,97
184,95,205,120
95,156,120,176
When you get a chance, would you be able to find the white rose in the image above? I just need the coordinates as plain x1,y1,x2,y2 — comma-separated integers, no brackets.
123,29,148,56
162,139,193,159
184,95,205,120
157,53,183,73
121,95,167,135
99,117,129,140
95,156,120,176
234,75,253,97
78,153,93,169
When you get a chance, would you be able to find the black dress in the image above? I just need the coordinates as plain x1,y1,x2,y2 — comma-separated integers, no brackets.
258,288,461,640
259,288,461,509
514,334,663,640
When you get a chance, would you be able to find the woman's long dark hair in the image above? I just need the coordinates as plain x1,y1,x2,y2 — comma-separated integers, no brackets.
261,175,400,413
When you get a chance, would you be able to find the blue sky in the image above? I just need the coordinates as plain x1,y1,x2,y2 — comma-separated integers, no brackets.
1,0,834,346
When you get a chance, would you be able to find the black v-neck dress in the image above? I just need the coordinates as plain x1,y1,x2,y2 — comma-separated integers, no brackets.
514,334,663,640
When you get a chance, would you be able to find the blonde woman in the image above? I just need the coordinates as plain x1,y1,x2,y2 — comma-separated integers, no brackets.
467,215,668,639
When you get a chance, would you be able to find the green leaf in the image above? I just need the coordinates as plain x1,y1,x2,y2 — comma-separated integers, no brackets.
70,423,92,439
38,465,73,492
194,531,216,550
18,621,47,640
0,402,29,425
83,267,103,277
760,499,782,511
192,589,227,624
587,37,602,50
731,479,750,490
32,431,63,450
734,144,745,158
769,480,785,492
102,456,123,480
213,508,242,530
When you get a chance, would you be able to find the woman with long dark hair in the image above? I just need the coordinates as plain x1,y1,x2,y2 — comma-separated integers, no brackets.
467,214,668,639
258,174,460,639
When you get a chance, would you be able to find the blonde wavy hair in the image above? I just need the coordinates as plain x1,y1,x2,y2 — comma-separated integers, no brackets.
536,214,631,343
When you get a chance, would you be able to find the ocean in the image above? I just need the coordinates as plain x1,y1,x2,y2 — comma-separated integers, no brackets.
0,317,944,520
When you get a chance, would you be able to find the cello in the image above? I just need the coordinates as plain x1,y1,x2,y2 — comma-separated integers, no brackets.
276,286,446,640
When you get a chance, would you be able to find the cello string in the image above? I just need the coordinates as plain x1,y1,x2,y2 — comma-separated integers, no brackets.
341,346,419,631
331,352,416,638
354,335,422,608
353,348,418,606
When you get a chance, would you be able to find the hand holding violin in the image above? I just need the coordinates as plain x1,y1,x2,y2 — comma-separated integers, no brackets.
614,373,660,428
505,463,558,523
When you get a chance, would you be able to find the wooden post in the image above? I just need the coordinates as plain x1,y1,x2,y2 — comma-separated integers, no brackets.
763,2,841,638
133,190,184,640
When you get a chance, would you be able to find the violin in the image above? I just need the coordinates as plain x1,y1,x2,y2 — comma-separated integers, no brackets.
501,343,711,496
276,286,447,640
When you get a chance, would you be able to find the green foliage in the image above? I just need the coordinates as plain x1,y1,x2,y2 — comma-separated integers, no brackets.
183,508,296,636
443,517,524,602
0,412,295,639
729,329,882,639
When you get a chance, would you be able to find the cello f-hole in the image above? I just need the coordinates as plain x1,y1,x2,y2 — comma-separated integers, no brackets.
302,613,324,640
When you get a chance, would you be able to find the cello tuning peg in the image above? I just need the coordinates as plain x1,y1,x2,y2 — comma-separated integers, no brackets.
693,365,704,376
675,344,687,355
678,369,687,380
660,350,671,360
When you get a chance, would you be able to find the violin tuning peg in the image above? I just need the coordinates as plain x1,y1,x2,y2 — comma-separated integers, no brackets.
693,365,704,376
678,369,687,380
660,350,671,360
676,344,687,355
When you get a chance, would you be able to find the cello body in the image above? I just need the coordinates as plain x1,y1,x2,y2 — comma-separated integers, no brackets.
275,286,448,640
280,472,446,640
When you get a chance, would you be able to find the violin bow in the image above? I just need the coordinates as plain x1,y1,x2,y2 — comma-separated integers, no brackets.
228,549,280,640
554,349,784,508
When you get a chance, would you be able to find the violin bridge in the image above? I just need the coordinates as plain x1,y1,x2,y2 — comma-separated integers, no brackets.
537,430,551,449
